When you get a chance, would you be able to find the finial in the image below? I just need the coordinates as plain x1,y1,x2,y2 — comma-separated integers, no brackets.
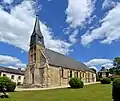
35,0,39,16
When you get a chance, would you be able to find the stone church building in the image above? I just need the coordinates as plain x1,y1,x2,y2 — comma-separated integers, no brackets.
24,15,96,88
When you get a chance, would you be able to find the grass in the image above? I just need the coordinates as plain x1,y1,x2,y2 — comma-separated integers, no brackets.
1,84,112,101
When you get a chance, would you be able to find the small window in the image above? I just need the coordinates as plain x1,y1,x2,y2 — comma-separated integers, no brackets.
61,68,64,77
11,75,14,79
83,73,84,78
80,72,81,78
34,53,36,61
3,74,6,76
74,71,78,78
76,72,78,78
18,76,21,80
70,70,72,77
17,82,21,86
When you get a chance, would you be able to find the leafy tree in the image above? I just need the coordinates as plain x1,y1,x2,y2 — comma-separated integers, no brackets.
109,57,120,75
114,57,120,68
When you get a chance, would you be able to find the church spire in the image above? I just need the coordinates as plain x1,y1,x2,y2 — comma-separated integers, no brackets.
30,15,44,46
32,15,43,37
30,0,44,47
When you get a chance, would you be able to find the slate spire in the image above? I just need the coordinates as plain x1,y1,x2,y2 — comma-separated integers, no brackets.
32,15,43,37
30,15,44,46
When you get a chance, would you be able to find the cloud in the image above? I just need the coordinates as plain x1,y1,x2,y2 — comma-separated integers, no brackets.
3,0,14,4
65,0,94,28
0,0,72,55
0,54,26,68
81,3,120,45
85,58,113,66
69,30,78,44
102,63,113,69
102,0,118,9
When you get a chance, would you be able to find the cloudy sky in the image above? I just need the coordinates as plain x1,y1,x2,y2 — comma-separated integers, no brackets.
0,0,119,71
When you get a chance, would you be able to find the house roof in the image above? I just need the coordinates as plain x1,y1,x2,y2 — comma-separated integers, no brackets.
44,49,93,72
98,69,110,73
0,66,24,75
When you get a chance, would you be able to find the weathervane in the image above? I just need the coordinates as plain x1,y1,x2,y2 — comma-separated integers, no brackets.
35,0,39,16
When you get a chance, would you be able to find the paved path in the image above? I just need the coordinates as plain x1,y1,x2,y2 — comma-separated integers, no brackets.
15,82,100,91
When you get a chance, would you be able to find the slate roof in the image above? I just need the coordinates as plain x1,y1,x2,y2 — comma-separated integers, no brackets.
30,15,44,46
0,66,24,75
44,49,93,72
32,15,43,37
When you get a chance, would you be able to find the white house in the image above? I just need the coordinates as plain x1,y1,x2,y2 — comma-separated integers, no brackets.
0,66,24,85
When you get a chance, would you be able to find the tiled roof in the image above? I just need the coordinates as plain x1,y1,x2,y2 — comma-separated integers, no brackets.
44,49,94,72
0,66,24,75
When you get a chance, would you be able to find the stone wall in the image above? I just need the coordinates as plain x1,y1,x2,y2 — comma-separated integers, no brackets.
47,66,61,87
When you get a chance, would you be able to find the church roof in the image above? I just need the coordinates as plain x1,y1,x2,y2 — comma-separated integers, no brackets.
0,66,24,75
32,15,43,37
44,49,93,72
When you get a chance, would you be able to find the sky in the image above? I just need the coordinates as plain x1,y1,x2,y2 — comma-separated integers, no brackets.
0,0,120,71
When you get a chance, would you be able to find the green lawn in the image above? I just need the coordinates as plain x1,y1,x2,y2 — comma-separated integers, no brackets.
1,84,112,101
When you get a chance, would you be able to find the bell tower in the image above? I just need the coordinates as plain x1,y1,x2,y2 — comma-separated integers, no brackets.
29,15,45,65
30,15,44,47
24,0,47,87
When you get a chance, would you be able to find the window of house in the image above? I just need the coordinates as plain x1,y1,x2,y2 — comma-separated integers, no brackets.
11,75,14,79
61,68,64,77
17,82,21,86
3,74,6,76
18,76,21,80
70,70,72,77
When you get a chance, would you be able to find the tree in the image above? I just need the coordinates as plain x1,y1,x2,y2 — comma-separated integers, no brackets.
109,57,120,75
114,57,120,68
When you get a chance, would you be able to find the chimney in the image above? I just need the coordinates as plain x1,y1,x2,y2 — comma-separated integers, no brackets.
18,68,21,71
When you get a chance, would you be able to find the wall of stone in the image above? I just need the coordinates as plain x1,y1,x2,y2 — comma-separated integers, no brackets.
47,66,61,87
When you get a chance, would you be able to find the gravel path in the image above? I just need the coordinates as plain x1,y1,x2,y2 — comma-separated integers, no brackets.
15,82,100,91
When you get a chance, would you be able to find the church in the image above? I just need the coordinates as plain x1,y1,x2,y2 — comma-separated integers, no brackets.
24,15,96,88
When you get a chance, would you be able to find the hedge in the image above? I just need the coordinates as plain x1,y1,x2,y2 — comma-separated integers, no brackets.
101,78,111,84
69,77,84,88
112,78,120,101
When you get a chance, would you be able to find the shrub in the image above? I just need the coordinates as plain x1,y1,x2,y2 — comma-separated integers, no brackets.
0,76,16,92
69,77,84,88
101,78,111,84
112,78,120,101
110,77,114,81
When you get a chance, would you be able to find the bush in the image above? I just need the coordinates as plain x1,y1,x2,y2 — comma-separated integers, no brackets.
0,76,16,92
101,78,111,84
112,78,120,101
69,77,84,88
110,77,114,81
